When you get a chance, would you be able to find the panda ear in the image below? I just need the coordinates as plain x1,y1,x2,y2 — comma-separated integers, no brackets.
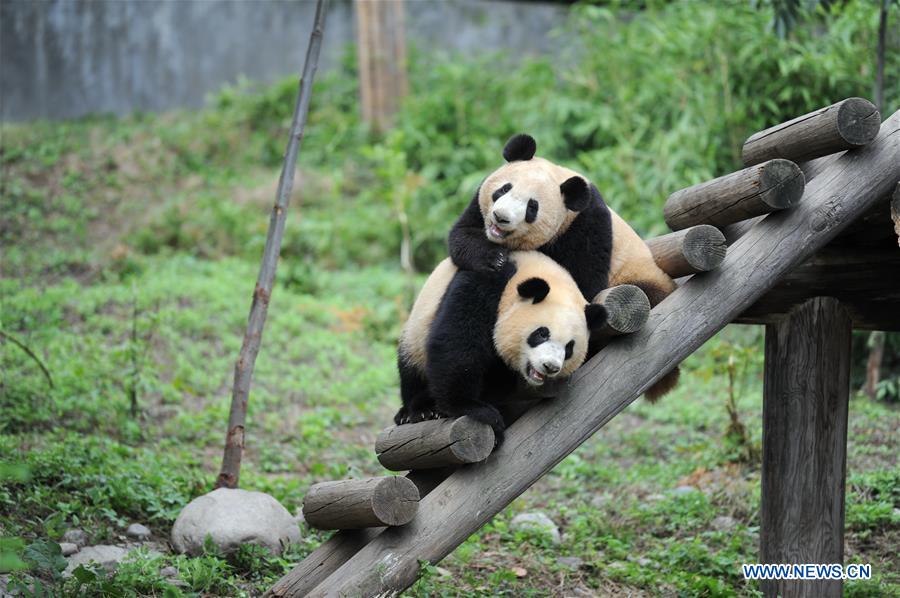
517,277,550,304
585,303,608,331
561,176,590,212
503,134,537,162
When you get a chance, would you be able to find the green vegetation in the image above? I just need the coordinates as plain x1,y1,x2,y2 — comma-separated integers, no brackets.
1,1,897,595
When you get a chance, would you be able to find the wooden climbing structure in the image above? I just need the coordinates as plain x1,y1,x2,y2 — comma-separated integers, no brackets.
268,99,900,597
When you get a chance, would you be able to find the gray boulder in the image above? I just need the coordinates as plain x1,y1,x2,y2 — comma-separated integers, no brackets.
62,529,88,547
126,523,151,540
171,488,300,556
63,545,129,577
59,543,79,556
712,515,737,531
510,512,561,544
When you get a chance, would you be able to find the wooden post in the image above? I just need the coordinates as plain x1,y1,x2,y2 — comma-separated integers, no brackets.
303,476,420,529
646,225,727,278
743,98,880,166
761,298,852,598
663,159,804,231
592,284,650,336
376,417,495,471
355,0,408,132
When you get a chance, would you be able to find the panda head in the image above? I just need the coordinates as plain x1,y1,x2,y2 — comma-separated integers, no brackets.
494,253,608,386
478,134,592,250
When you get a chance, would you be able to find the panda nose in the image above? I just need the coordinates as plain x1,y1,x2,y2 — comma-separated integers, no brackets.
493,210,511,225
542,362,560,375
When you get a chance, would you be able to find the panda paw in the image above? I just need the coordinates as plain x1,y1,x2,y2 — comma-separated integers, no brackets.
480,247,508,272
393,407,410,425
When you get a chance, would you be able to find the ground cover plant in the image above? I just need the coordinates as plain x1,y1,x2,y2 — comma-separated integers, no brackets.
1,1,898,595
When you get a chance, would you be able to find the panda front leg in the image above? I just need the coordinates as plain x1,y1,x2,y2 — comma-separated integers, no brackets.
396,356,438,425
427,363,506,445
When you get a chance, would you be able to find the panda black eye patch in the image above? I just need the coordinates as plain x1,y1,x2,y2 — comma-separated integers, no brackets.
565,340,575,360
527,327,550,347
492,183,512,201
525,199,539,223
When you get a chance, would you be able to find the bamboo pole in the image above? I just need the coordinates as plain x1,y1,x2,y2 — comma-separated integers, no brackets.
215,0,329,489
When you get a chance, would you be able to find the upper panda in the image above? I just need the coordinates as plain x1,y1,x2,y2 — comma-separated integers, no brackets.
396,251,608,444
448,134,679,400
448,133,676,306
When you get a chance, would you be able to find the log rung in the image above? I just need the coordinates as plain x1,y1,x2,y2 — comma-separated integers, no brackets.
302,476,419,530
646,224,727,278
376,416,494,471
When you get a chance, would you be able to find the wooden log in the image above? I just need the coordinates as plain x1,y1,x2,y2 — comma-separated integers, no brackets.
267,469,448,597
738,246,900,331
742,97,881,166
297,111,899,598
663,159,805,231
376,417,494,471
303,476,419,530
761,298,851,598
591,284,650,336
646,225,727,278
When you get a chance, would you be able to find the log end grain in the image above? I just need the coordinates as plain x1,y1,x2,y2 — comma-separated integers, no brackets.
682,225,727,272
371,476,420,526
759,159,805,210
592,284,650,335
837,97,881,146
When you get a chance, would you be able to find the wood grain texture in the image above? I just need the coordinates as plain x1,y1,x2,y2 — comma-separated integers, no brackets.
303,476,419,529
376,416,495,471
761,298,851,598
737,246,900,331
892,182,900,246
592,284,650,336
646,225,727,277
743,97,881,166
299,112,899,598
664,159,804,231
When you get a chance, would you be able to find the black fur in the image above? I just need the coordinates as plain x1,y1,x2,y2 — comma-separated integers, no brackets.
492,183,512,201
561,176,590,212
503,133,537,162
527,327,550,348
584,303,608,330
396,262,523,444
447,183,613,301
525,198,539,223
517,277,549,303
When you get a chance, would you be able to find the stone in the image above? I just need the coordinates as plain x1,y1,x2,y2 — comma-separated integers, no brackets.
556,556,584,570
63,545,129,577
126,523,151,540
673,485,698,496
59,543,79,556
510,512,560,544
635,557,652,567
171,488,301,556
159,566,178,578
62,529,88,547
711,515,737,531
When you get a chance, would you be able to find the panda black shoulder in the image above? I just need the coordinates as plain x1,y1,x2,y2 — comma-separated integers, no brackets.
540,183,613,301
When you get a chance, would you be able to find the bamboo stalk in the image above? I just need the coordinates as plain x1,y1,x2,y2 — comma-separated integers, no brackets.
215,0,329,489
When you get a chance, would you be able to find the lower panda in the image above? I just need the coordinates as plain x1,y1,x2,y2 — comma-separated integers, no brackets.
449,133,678,400
396,251,607,443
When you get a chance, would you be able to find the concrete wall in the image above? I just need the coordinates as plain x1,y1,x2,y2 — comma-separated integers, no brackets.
1,0,569,122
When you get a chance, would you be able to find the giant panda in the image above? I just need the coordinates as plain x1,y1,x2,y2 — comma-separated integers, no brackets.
448,134,679,401
396,251,608,444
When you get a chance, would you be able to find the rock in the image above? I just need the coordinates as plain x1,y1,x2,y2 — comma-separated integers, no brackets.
712,515,737,531
607,561,627,572
556,556,584,570
171,488,301,556
62,529,88,547
510,512,560,544
673,485,698,496
126,523,151,540
635,557,652,567
59,543,79,556
159,566,178,578
63,545,129,577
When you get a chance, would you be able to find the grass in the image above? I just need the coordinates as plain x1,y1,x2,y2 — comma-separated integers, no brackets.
2,1,898,595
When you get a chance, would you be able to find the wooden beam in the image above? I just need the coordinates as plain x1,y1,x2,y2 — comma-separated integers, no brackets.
296,112,899,598
892,182,900,246
664,159,804,231
736,246,900,330
743,97,880,166
646,225,727,278
761,298,851,598
303,476,419,529
376,417,494,471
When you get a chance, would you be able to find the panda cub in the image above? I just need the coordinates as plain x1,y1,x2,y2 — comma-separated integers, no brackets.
396,251,607,443
448,134,679,400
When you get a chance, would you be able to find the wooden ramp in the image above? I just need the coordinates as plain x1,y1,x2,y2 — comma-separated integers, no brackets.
268,109,899,597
